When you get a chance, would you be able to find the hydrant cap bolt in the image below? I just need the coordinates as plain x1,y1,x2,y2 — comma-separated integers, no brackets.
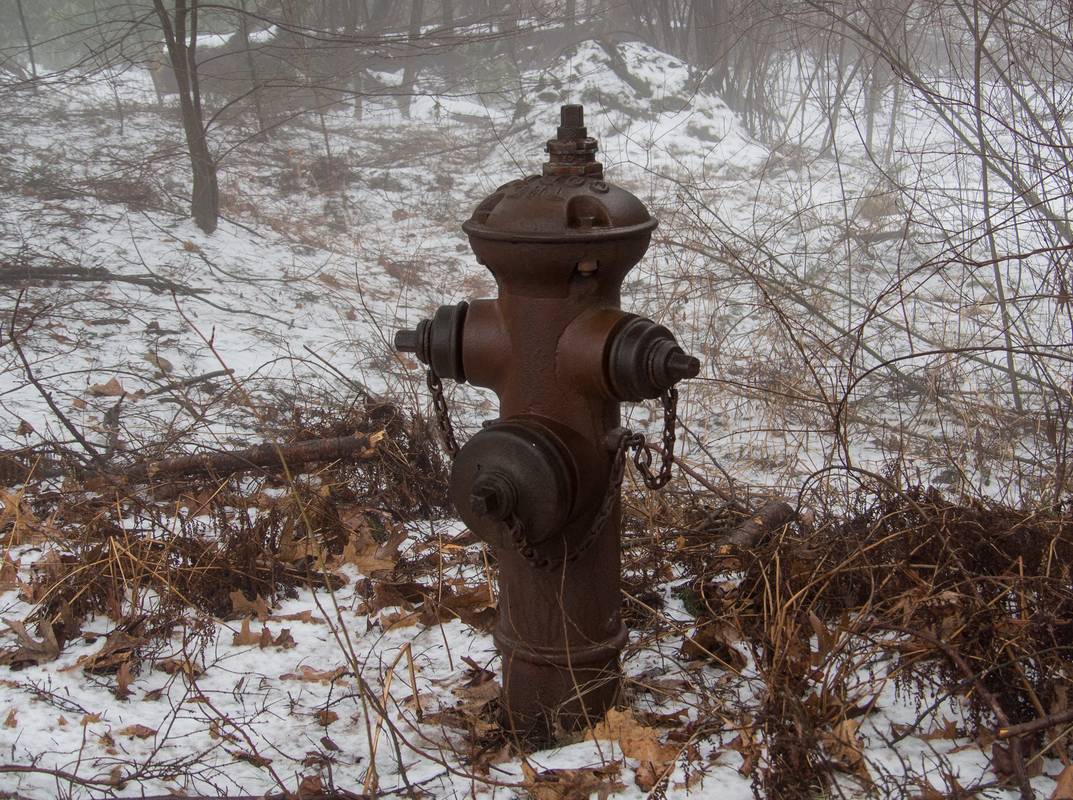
666,351,701,382
556,104,587,142
393,319,431,364
545,104,601,178
470,471,517,520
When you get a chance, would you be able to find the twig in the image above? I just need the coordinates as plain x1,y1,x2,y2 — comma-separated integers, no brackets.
893,626,1035,800
997,707,1073,740
7,290,107,468
144,368,234,396
302,344,375,401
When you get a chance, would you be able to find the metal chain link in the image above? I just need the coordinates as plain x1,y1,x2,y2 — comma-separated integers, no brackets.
426,369,459,458
627,386,678,490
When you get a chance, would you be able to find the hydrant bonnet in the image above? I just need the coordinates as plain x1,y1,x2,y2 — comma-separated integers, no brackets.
462,106,657,243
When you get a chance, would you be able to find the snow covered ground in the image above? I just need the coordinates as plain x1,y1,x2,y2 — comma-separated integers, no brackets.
0,35,1067,799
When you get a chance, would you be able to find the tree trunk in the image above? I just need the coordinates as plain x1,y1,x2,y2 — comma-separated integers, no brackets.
971,0,1023,411
15,0,37,80
238,0,268,135
152,0,219,234
399,0,425,119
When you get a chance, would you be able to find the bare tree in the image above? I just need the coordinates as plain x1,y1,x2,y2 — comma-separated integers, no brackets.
152,0,218,234
14,0,36,79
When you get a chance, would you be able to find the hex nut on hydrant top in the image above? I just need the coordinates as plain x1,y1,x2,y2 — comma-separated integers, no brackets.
395,104,700,742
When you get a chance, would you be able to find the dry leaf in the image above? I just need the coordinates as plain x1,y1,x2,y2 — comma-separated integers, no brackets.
422,584,497,630
728,729,759,775
314,709,338,726
232,617,261,647
271,610,323,624
143,353,173,374
115,662,134,700
229,591,270,621
2,619,60,665
156,657,202,677
118,724,156,739
62,630,142,674
3,708,15,728
521,759,624,800
0,491,44,546
0,557,18,592
280,665,348,683
297,774,324,798
229,749,272,768
272,629,296,649
87,377,125,397
808,609,836,664
585,709,678,765
320,735,341,752
453,678,500,711
1050,765,1073,799
679,622,746,671
823,719,872,784
381,609,421,630
919,717,960,741
369,581,424,613
339,521,406,576
634,761,662,791
992,741,1043,780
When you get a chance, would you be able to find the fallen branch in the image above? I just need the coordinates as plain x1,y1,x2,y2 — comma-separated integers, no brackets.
719,499,796,552
1,262,205,295
997,707,1073,740
100,431,386,485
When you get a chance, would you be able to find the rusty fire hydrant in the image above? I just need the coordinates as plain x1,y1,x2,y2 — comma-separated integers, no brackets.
395,105,699,741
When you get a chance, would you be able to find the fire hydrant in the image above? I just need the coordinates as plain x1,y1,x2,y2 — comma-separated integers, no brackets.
395,105,699,741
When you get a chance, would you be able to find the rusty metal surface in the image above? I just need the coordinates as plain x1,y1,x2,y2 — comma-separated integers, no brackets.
395,105,700,743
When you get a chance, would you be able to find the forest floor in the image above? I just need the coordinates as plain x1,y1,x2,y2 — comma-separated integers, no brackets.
0,37,1070,799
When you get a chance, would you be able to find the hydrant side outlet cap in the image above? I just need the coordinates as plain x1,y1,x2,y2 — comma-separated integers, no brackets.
449,419,577,548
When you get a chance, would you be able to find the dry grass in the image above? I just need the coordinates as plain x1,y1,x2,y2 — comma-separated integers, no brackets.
1,392,1070,797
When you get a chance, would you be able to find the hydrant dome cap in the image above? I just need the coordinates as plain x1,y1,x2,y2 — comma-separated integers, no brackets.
462,177,656,243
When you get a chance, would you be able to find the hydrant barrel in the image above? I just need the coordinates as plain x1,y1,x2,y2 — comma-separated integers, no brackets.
396,105,700,742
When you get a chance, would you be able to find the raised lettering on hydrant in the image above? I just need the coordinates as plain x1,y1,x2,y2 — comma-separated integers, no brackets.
395,105,700,742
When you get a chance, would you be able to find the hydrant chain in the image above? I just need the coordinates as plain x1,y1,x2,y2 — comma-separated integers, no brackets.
628,387,679,490
426,368,459,458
